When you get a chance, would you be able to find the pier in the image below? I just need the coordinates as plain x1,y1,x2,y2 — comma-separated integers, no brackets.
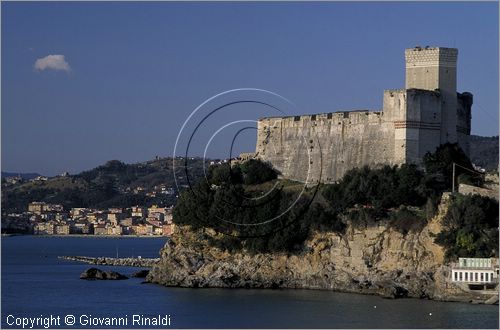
59,255,159,267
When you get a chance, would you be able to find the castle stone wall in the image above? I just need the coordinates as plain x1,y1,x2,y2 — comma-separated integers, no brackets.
256,111,396,183
253,47,473,183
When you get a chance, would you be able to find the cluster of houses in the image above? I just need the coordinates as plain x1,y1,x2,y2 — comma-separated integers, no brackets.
4,174,52,185
4,202,176,236
123,184,175,197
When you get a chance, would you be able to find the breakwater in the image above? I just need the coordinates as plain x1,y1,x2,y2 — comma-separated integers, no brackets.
59,255,159,267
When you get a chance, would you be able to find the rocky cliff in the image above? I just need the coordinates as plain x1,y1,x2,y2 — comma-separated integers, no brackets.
147,195,488,302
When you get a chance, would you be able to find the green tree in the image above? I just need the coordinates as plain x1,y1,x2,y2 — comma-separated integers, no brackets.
423,143,478,191
240,159,277,185
435,194,498,260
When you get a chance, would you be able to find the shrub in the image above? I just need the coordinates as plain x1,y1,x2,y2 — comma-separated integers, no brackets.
423,143,481,191
208,163,242,185
321,164,425,213
434,194,498,260
240,159,278,185
389,206,427,235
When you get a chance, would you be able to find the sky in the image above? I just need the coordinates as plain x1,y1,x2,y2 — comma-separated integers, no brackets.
2,2,499,176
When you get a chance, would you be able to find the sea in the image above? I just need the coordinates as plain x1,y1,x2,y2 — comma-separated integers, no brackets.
1,236,498,329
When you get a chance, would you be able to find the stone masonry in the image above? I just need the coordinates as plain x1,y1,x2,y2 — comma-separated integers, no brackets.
254,47,473,183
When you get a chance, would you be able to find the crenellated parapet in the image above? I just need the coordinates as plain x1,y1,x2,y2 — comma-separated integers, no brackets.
259,110,384,128
405,47,458,68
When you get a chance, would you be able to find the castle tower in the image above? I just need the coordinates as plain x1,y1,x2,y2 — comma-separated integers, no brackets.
405,47,458,143
255,47,472,183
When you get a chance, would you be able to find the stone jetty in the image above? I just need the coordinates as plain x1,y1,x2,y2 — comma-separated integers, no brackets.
59,255,159,267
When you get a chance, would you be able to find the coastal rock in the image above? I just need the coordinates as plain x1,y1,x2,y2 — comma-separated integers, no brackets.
132,270,150,278
80,268,128,280
146,195,488,302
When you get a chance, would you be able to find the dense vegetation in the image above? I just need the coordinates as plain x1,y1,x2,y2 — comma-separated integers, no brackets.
174,160,314,252
435,194,498,260
174,143,497,257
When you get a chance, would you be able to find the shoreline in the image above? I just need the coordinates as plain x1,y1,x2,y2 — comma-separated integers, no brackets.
146,282,500,306
146,276,499,305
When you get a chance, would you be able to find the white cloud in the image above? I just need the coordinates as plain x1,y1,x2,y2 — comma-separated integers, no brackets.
34,55,71,72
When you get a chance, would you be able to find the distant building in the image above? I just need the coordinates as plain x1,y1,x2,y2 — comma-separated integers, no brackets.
148,212,164,222
55,213,68,222
153,226,163,236
146,218,162,227
94,224,108,235
162,223,175,236
87,212,106,223
70,208,89,217
45,204,63,212
34,221,56,235
132,224,153,236
71,222,93,235
451,257,499,283
28,202,46,214
107,225,122,236
107,212,126,225
148,205,169,221
164,212,173,224
28,202,63,214
131,206,146,218
5,176,23,185
120,218,134,227
55,224,70,235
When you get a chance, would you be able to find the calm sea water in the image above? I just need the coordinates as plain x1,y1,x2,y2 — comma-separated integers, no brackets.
1,236,498,329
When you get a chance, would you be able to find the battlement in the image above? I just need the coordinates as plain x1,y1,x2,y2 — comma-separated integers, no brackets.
259,110,383,125
405,47,458,67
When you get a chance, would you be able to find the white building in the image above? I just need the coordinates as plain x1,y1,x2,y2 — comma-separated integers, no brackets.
451,257,499,283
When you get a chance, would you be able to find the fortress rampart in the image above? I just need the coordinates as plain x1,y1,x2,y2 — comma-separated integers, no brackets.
254,47,473,183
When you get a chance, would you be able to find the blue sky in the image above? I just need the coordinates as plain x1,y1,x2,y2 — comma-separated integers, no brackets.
2,2,498,176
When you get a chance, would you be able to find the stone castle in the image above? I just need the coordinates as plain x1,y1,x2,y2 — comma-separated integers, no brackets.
253,47,473,183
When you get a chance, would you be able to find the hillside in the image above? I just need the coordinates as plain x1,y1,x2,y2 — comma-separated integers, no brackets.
2,157,208,214
469,135,499,171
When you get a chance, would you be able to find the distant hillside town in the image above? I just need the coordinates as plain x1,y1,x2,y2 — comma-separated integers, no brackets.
1,156,235,235
3,201,175,236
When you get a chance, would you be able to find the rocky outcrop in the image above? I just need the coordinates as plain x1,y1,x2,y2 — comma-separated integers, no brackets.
80,268,128,280
146,195,490,302
132,270,150,278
